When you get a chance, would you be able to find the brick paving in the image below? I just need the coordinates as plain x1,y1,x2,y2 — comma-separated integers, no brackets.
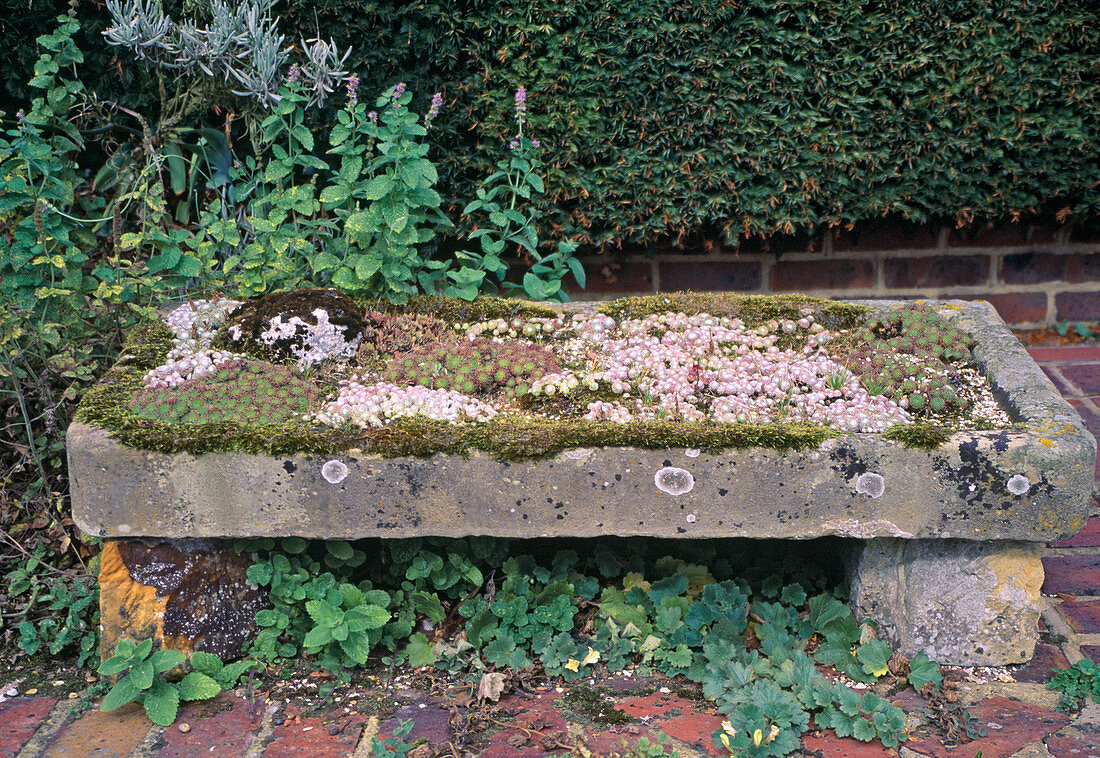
2,341,1099,758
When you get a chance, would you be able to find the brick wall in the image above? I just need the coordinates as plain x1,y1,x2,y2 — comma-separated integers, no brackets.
569,220,1100,327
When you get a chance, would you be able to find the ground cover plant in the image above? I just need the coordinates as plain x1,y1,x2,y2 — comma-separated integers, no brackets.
75,291,1008,461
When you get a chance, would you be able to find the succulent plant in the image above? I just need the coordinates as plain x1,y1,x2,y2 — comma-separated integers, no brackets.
381,337,561,399
131,358,323,425
355,311,460,365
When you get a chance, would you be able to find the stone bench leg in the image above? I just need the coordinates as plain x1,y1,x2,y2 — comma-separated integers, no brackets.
849,538,1043,666
99,538,268,662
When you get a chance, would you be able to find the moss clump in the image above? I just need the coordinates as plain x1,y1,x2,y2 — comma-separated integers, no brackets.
560,686,635,726
213,288,366,362
597,292,869,330
882,423,951,449
354,294,559,323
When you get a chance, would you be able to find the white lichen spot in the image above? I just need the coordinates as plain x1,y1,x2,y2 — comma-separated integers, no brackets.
1007,474,1030,496
563,448,595,460
684,448,701,458
855,472,885,499
117,523,132,534
686,513,697,523
321,459,349,484
655,467,694,496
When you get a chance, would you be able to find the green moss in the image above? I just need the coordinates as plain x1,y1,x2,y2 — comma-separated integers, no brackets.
354,294,559,323
596,292,869,330
560,685,636,726
882,423,951,450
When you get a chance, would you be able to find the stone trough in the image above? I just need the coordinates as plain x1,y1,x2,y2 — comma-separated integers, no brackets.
68,299,1096,666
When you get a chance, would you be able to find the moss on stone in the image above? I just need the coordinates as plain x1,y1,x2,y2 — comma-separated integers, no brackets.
560,685,636,726
355,294,559,322
882,423,951,449
596,292,869,330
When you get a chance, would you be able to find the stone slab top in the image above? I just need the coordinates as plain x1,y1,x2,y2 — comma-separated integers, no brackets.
68,298,1096,541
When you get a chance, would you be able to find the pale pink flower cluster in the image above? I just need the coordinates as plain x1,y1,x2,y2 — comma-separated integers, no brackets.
142,349,239,388
163,298,243,361
146,299,245,386
520,311,908,431
309,380,497,428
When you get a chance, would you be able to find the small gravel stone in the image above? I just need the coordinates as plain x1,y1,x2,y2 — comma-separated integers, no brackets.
178,723,191,733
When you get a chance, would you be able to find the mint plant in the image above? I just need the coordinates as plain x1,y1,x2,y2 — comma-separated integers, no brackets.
97,638,225,726
463,86,585,302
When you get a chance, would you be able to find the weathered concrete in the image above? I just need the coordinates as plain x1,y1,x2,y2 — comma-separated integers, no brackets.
68,423,1093,542
849,538,1043,665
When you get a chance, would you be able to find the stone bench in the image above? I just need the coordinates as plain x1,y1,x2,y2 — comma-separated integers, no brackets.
68,299,1096,666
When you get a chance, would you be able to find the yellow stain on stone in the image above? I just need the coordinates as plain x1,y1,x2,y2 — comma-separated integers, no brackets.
988,547,1043,605
1039,438,1055,448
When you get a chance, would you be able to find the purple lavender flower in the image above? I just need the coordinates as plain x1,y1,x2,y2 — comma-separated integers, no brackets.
286,64,300,84
424,91,443,130
367,111,378,126
392,82,407,102
531,139,540,148
514,86,527,125
345,75,360,104
509,138,520,150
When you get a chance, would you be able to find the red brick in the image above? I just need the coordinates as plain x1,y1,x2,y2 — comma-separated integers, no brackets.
947,221,1032,248
583,726,674,757
801,729,898,758
1059,600,1100,634
1042,555,1100,595
42,702,152,758
885,255,990,288
570,261,653,295
1050,517,1100,547
954,293,1048,324
1001,252,1069,285
904,695,1070,758
831,219,941,252
263,708,366,758
0,697,58,757
1026,346,1100,363
1011,643,1071,683
1045,732,1100,758
770,258,876,291
478,690,569,758
1040,366,1077,396
1062,366,1100,396
376,700,451,750
1065,253,1100,284
659,260,763,292
615,692,724,756
1056,291,1100,323
1068,220,1100,244
157,694,259,757
1080,644,1100,664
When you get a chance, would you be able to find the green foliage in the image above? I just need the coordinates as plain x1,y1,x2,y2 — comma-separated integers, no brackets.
97,638,229,726
1056,322,1100,341
369,718,416,758
1048,659,1100,706
271,0,1100,245
11,541,100,669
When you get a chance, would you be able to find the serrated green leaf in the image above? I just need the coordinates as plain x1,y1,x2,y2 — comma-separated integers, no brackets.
188,650,223,678
143,681,180,726
178,671,222,702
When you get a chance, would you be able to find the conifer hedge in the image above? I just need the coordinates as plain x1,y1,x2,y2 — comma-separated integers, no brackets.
6,0,1099,246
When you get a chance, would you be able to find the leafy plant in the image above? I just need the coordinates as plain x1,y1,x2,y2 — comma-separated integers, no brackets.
1048,659,1100,707
11,541,99,668
97,638,225,726
368,718,416,758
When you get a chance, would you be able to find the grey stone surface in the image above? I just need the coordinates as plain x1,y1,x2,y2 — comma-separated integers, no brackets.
68,421,1094,541
849,538,1043,665
68,299,1095,540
